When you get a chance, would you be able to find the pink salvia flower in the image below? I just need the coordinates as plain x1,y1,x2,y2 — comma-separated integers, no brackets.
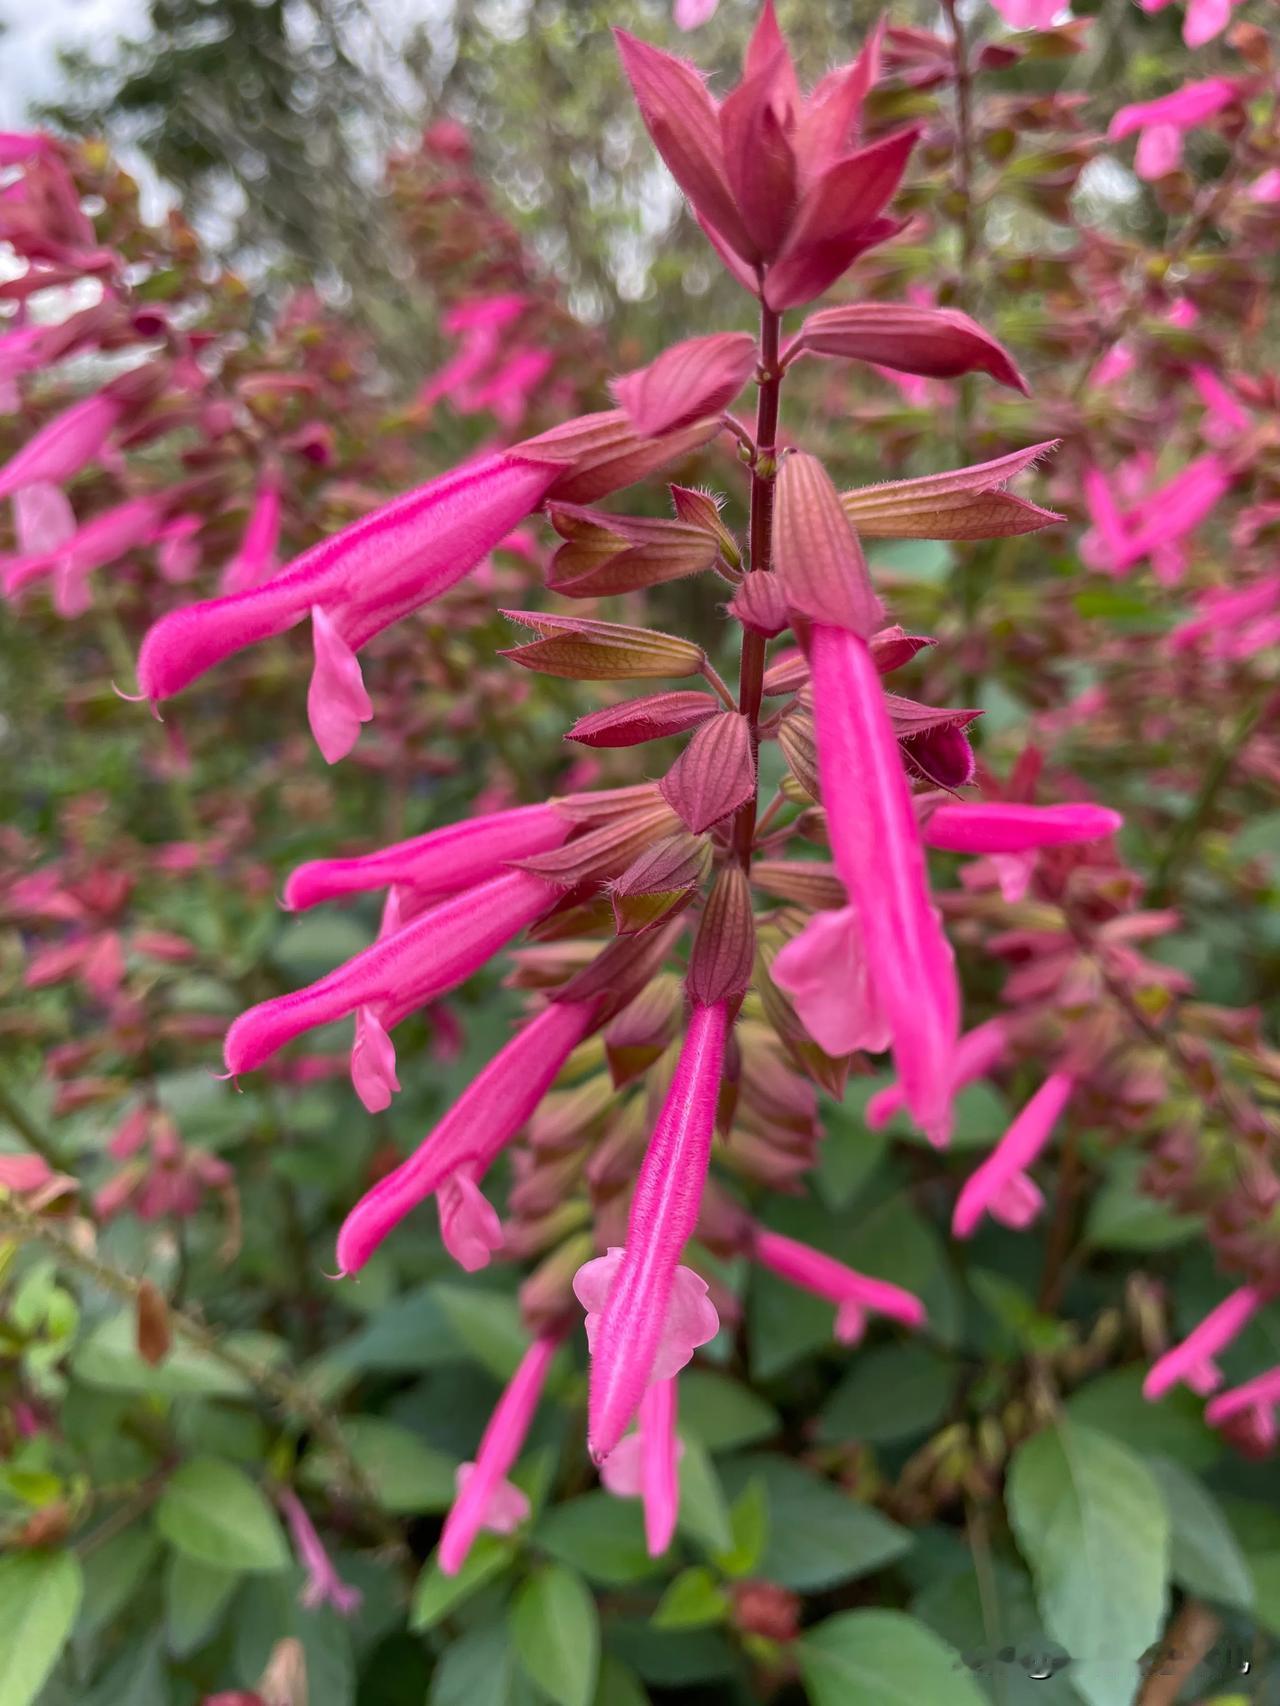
350,1005,400,1113
867,1015,1009,1131
809,625,960,1144
220,476,281,594
1170,573,1280,659
283,801,572,912
675,0,719,24
438,1331,561,1574
278,1489,362,1617
1109,78,1239,182
574,998,729,1462
225,868,558,1078
0,390,121,500
989,0,1063,26
336,997,596,1274
135,452,558,755
772,906,890,1056
7,494,168,615
952,1070,1075,1238
438,1171,505,1272
1204,1366,1280,1454
307,602,374,763
600,1378,682,1556
753,1227,927,1344
1143,1286,1267,1401
922,801,1123,854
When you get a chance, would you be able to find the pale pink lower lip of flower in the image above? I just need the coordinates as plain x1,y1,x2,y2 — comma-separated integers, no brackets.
640,1378,680,1556
1204,1364,1280,1429
283,801,572,912
1143,1285,1267,1402
335,997,596,1274
952,1070,1075,1239
810,624,959,1145
225,868,556,1077
753,1228,927,1335
586,999,730,1462
136,452,556,705
439,1330,562,1575
922,801,1123,855
866,1015,1008,1131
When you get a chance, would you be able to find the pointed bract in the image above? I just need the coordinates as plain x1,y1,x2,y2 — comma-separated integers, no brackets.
612,333,757,438
796,303,1028,392
775,451,883,637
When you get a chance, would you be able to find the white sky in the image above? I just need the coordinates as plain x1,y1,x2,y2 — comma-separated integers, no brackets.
0,0,149,124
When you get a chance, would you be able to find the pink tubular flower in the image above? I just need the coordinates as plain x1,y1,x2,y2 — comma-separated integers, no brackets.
1082,456,1227,581
335,997,597,1274
574,999,729,1462
675,0,719,24
283,801,572,912
1143,1286,1267,1401
1170,573,1280,661
922,801,1124,854
439,1331,562,1574
6,493,167,615
1109,78,1239,182
1204,1366,1280,1455
989,0,1063,27
225,868,558,1078
220,476,282,594
867,1015,1009,1131
599,1378,682,1556
952,1070,1075,1239
278,1489,362,1617
1140,0,1244,46
810,625,960,1144
753,1227,927,1344
0,390,121,501
135,452,558,760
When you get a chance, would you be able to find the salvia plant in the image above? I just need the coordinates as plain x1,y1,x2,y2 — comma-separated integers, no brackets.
0,4,1278,1705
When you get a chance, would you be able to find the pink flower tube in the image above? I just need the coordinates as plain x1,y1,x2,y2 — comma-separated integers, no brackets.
220,475,282,594
225,868,557,1076
0,391,121,500
811,624,959,1144
335,997,597,1274
1204,1365,1280,1452
753,1227,927,1343
600,1378,682,1556
952,1070,1074,1239
578,999,730,1461
278,1489,362,1616
439,1331,562,1575
1143,1285,1267,1401
283,801,572,912
922,801,1123,855
136,451,558,761
866,1015,1009,1131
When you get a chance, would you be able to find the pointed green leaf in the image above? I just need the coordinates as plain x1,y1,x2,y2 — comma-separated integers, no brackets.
0,1551,83,1706
799,1609,987,1706
156,1457,288,1573
1148,1458,1254,1610
511,1562,599,1706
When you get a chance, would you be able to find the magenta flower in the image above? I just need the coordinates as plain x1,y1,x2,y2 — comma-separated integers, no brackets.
278,1489,362,1617
1143,1286,1267,1401
283,801,572,913
1082,456,1227,582
674,0,719,24
438,1331,562,1574
753,1227,927,1344
438,1171,505,1273
220,476,282,594
1205,1366,1280,1455
1138,0,1244,47
225,868,558,1079
922,801,1123,855
772,906,890,1057
867,1016,1009,1132
1170,572,1280,660
952,1070,1075,1238
6,493,167,616
335,997,597,1274
599,1378,682,1556
988,0,1063,26
1109,78,1240,182
136,452,558,761
0,390,120,501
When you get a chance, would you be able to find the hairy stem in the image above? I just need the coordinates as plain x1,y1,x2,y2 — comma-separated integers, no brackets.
732,301,783,869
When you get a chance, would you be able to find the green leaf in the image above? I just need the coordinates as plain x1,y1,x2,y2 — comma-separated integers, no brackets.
432,1283,533,1382
1008,1422,1169,1706
1066,1367,1220,1470
1085,1156,1198,1251
652,1567,729,1631
799,1609,988,1706
511,1563,599,1706
592,1654,649,1706
677,1370,778,1453
535,1492,658,1586
164,1552,240,1658
719,1456,911,1592
155,1457,289,1573
676,1438,733,1556
0,1551,83,1706
1148,1458,1254,1610
411,1534,516,1632
70,1311,271,1399
429,1621,536,1706
870,539,953,583
77,1524,160,1637
818,1345,954,1446
715,1477,768,1579
302,1417,458,1513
